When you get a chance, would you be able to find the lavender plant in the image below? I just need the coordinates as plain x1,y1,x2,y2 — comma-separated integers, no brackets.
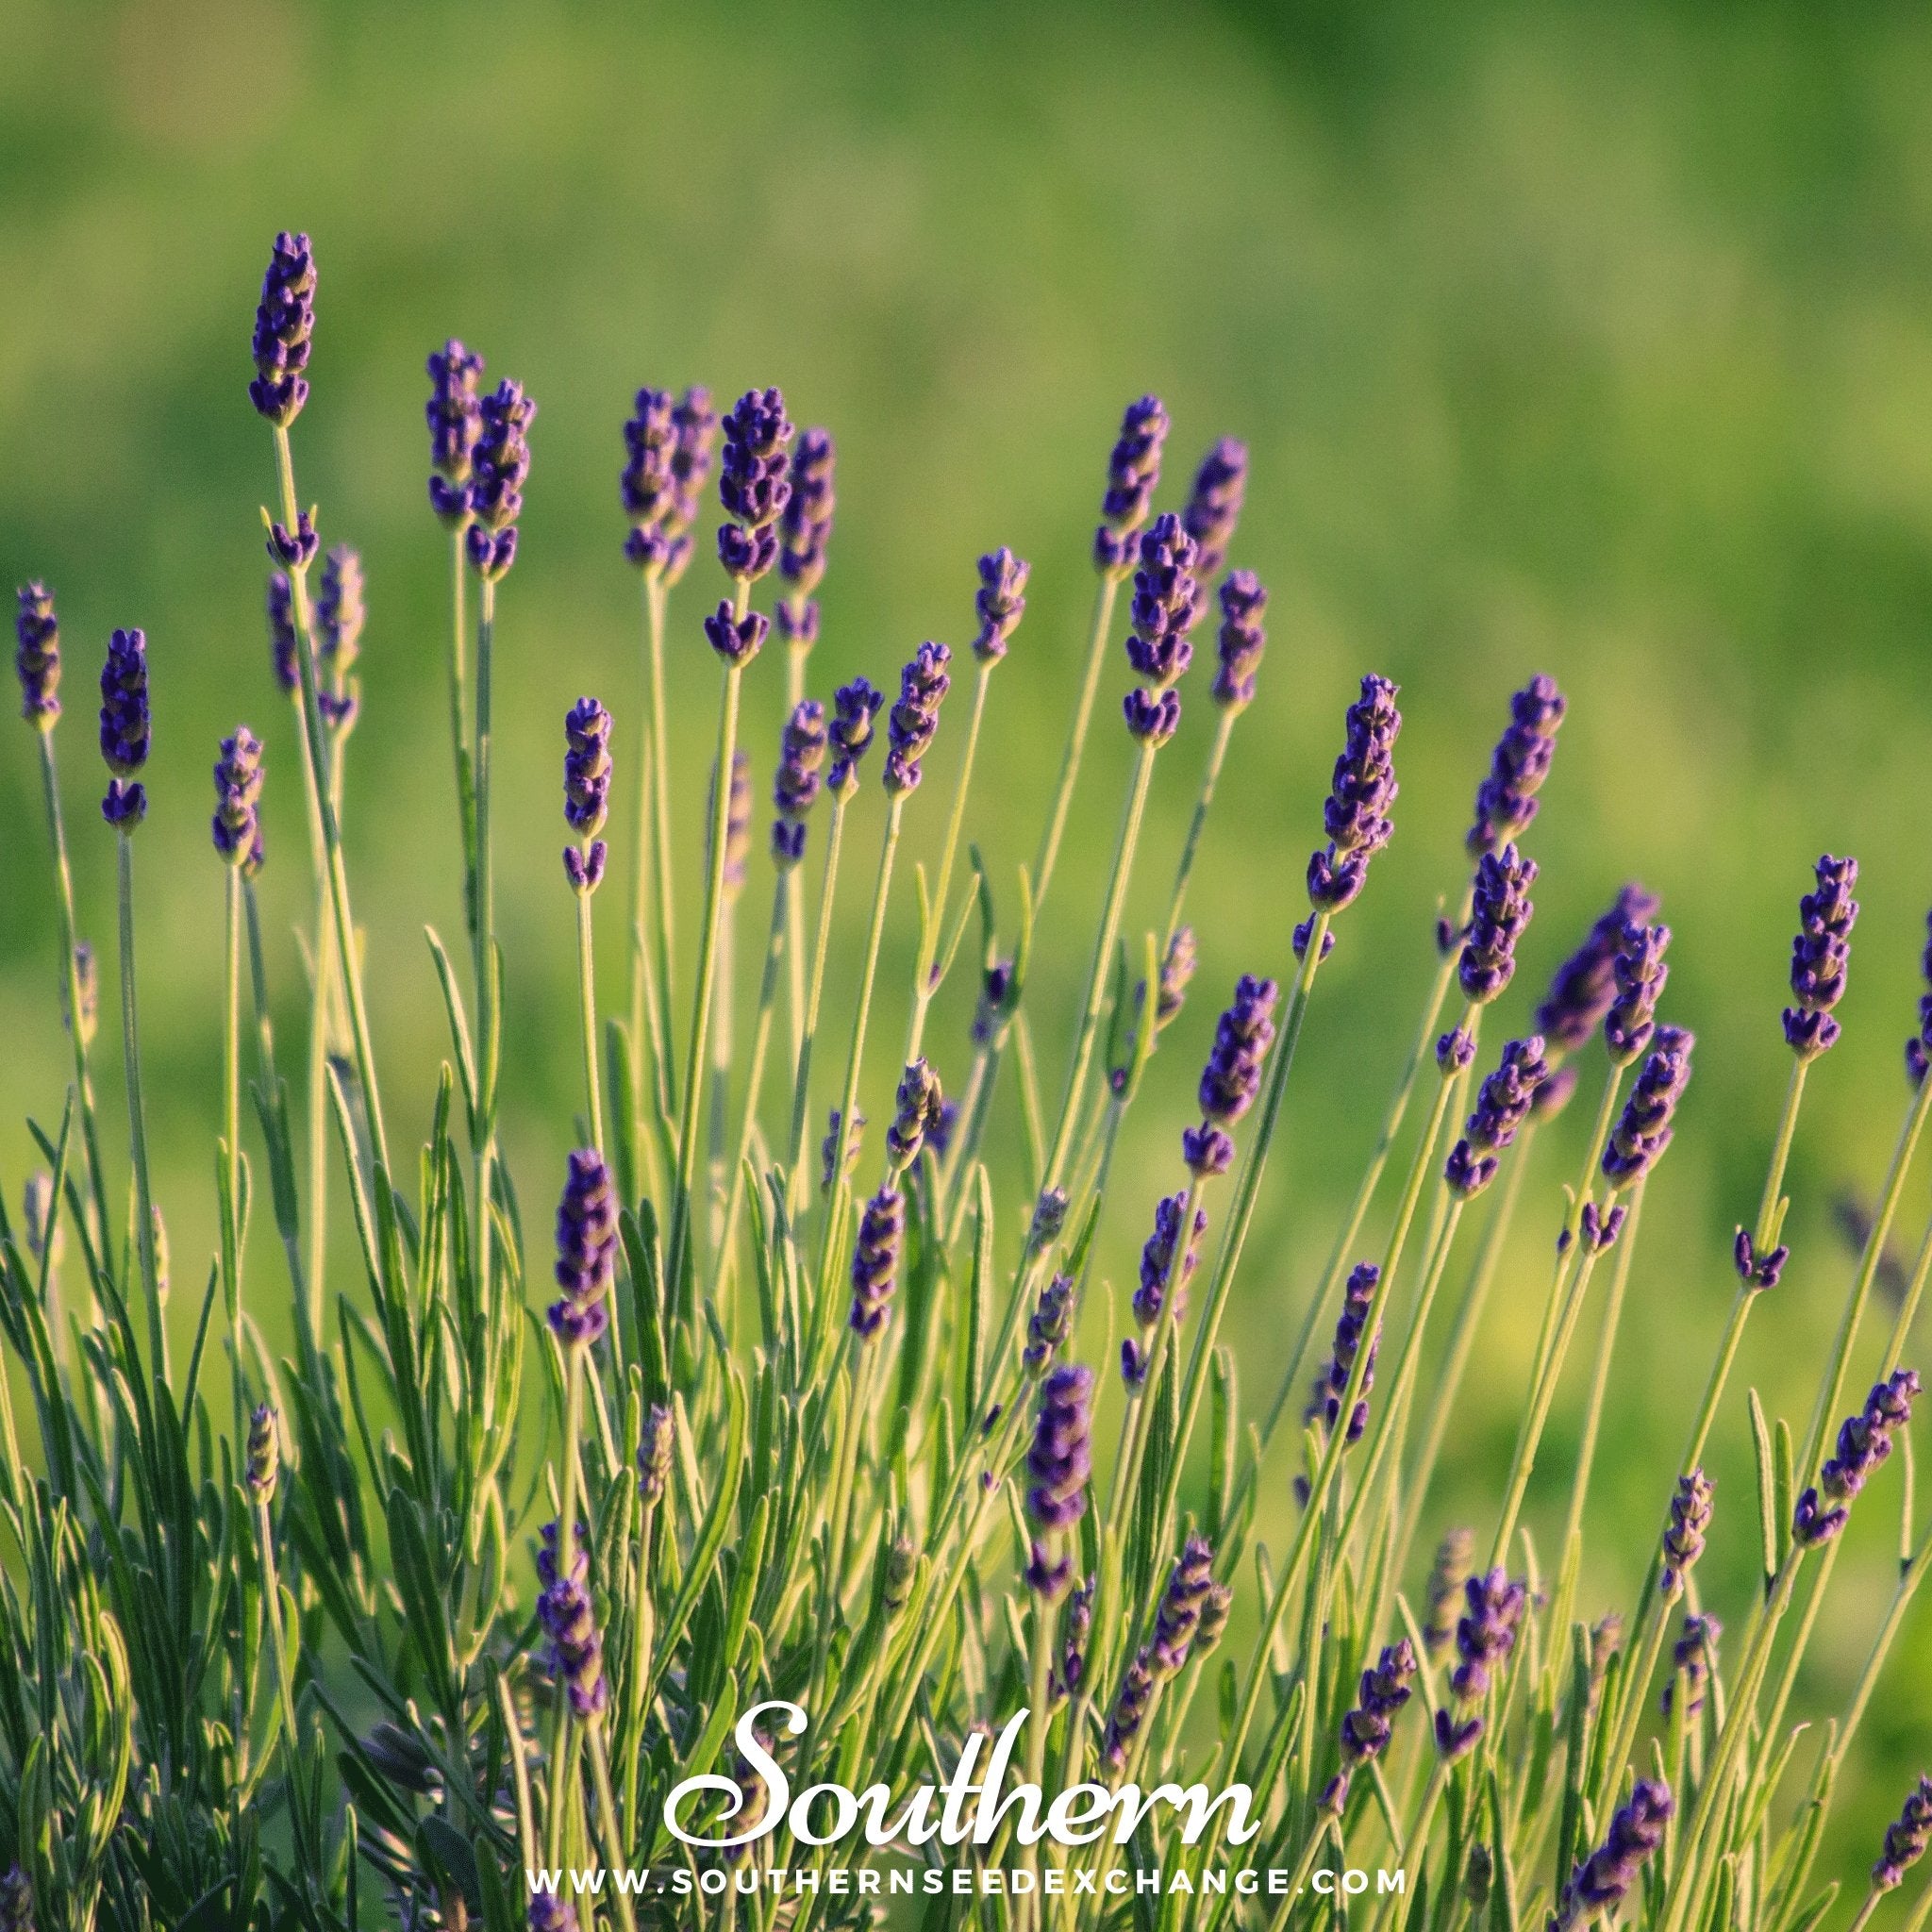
1,230,1930,1932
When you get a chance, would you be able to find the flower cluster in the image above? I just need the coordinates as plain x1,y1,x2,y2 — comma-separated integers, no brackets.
14,583,58,727
1602,1025,1694,1188
1445,1035,1549,1199
1659,1467,1714,1598
1024,1365,1094,1596
772,698,827,867
1534,884,1660,1051
1094,395,1169,573
886,1058,943,1169
638,1404,674,1507
99,626,151,826
849,1187,906,1340
1459,844,1537,1004
248,231,315,425
1181,437,1248,579
624,386,716,580
563,697,612,893
1182,974,1278,1175
1604,920,1671,1065
776,425,836,646
466,380,537,581
716,385,792,587
1324,1639,1417,1811
266,573,299,693
1210,571,1267,712
1306,1263,1379,1446
1435,1569,1526,1759
1793,1368,1922,1546
1662,1612,1722,1718
245,1402,279,1502
1874,1775,1932,1891
1468,674,1566,856
1124,1191,1208,1385
549,1150,617,1348
1784,854,1858,1059
1122,514,1202,748
1304,674,1402,924
537,1524,608,1719
1024,1273,1075,1374
972,547,1028,663
884,641,952,793
211,726,265,874
828,676,884,797
1907,912,1932,1088
426,338,486,524
1551,1781,1673,1931
1151,1536,1217,1674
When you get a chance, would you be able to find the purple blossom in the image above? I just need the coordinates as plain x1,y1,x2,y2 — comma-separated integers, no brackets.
827,676,884,797
1659,1468,1713,1598
1448,1567,1526,1704
1094,395,1170,573
265,573,299,695
1158,927,1197,1026
1874,1775,1932,1891
848,1186,905,1340
1445,1036,1549,1199
549,1150,617,1349
537,1522,608,1719
886,1059,943,1169
1459,844,1537,1005
1123,686,1181,747
15,582,58,727
626,386,718,579
1468,675,1566,857
717,386,793,583
1182,437,1248,579
1103,1649,1157,1769
1306,675,1402,917
772,698,827,867
99,627,150,827
1907,912,1932,1089
1324,1640,1418,1811
248,230,315,425
1552,1781,1672,1929
1794,1368,1921,1546
1604,920,1671,1065
1662,1612,1722,1719
1183,974,1279,1175
1025,1364,1094,1592
1151,1536,1217,1674
564,697,612,841
973,547,1029,663
1602,1025,1694,1188
427,339,486,522
1024,1273,1074,1374
1534,885,1660,1052
1126,1191,1208,1363
1307,1262,1380,1446
1124,513,1203,690
1784,855,1858,1060
211,726,264,873
884,642,951,793
465,380,536,581
777,426,835,636
1735,1225,1789,1291
1211,571,1267,712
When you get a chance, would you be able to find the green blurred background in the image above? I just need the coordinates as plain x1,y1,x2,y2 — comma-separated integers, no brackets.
4,0,1930,1893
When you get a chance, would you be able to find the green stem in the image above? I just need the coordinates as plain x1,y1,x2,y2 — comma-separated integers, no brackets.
786,796,849,1219
723,877,791,1274
1160,708,1235,949
257,1494,312,1878
575,879,607,1155
446,522,475,937
223,863,245,1431
547,1348,588,1868
1031,570,1122,915
586,1721,641,1932
116,829,163,1373
784,639,811,1071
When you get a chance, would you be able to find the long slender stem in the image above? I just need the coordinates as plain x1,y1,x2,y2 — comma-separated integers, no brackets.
632,568,678,1143
575,885,606,1155
223,864,245,1431
446,523,475,941
117,830,163,1374
1031,571,1122,916
1160,708,1235,949
722,878,791,1270
257,1496,312,1879
786,797,849,1218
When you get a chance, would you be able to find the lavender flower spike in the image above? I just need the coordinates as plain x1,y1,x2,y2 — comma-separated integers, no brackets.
827,676,884,798
465,379,536,581
316,545,364,675
15,583,59,727
973,547,1029,663
1468,674,1566,857
1662,1612,1722,1718
212,727,264,873
549,1150,617,1348
245,1402,279,1501
1552,1781,1673,1930
1122,513,1203,748
1211,572,1268,712
537,1522,608,1719
1793,1368,1921,1546
1784,855,1858,1060
267,573,298,694
1124,1191,1208,1385
772,698,827,867
427,339,485,524
1659,1468,1714,1597
1458,844,1537,1005
249,230,315,425
528,1897,579,1932
1874,1775,1932,1891
1535,885,1660,1052
1307,1263,1380,1445
1024,1273,1075,1374
1604,919,1672,1065
563,697,612,895
1182,437,1248,579
884,641,951,793
821,1108,864,1191
1449,1567,1527,1704
1151,1536,1218,1675
637,1403,674,1506
1601,1025,1694,1189
1907,911,1932,1089
849,1186,906,1340
99,627,150,827
1024,1364,1094,1595
1094,395,1170,574
1104,1650,1158,1770
776,425,835,648
716,385,793,585
886,1058,943,1169
1184,974,1279,1176
1324,1639,1418,1811
1445,1036,1549,1199
1305,675,1402,923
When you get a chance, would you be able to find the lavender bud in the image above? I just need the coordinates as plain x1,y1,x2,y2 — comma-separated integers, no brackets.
1054,1575,1094,1700
266,572,299,693
1324,1639,1419,1810
1874,1776,1932,1891
1445,1036,1549,1200
1103,1649,1158,1769
1307,1262,1380,1445
564,697,613,842
1659,1468,1714,1597
821,1108,864,1193
1438,1026,1477,1074
1025,1273,1075,1374
1535,885,1660,1051
1182,437,1248,579
1793,1367,1922,1546
549,1150,617,1349
1196,1581,1234,1657
0,1866,33,1932
1907,911,1932,1089
717,386,793,583
1602,1025,1694,1188
849,1187,906,1340
638,1403,674,1507
827,676,885,797
1553,1782,1672,1930
245,1402,279,1501
887,1059,943,1169
99,627,150,828
1094,395,1170,574
1158,927,1197,1027
1307,675,1402,912
211,726,264,870
1424,1528,1475,1656
1129,1190,1208,1344
1604,920,1672,1065
973,546,1029,663
316,545,364,675
778,426,836,624
1211,571,1267,712
1124,513,1204,689
15,582,58,728
1784,855,1858,1059
248,230,315,425
1123,685,1181,747
1183,974,1278,1175
885,641,952,793
466,380,536,580
1662,1612,1722,1719
973,958,1015,1045
621,386,675,533
1151,1537,1218,1674
772,698,828,866
427,339,486,518
536,1523,608,1719
1030,1187,1070,1248
1024,1363,1095,1544
528,1898,578,1932
1735,1227,1789,1291
1450,1567,1526,1703
1468,675,1566,856
1459,844,1537,1004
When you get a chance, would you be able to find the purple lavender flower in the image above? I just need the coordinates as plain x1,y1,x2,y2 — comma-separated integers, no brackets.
1604,920,1672,1065
1784,855,1858,1060
1907,912,1932,1090
562,697,612,894
549,1150,617,1348
821,1108,865,1192
1535,885,1661,1052
1158,927,1197,1026
1211,571,1267,712
245,1402,279,1501
212,726,264,871
1183,974,1279,1175
99,627,150,827
1324,1640,1418,1810
1445,1036,1549,1199
1104,1649,1157,1770
827,676,884,798
1123,686,1181,748
638,1403,674,1506
1552,1781,1673,1929
1451,1568,1527,1707
1124,1192,1208,1384
0,1865,32,1932
1662,1612,1722,1718
537,1522,608,1719
465,380,536,581
1659,1468,1714,1598
528,1897,578,1932
973,547,1029,663
1459,844,1537,1005
1182,438,1248,579
1024,1364,1094,1595
1874,1775,1932,1891
1054,1575,1094,1701
1123,511,1204,748
974,958,1015,1046
1151,1536,1217,1674
15,583,58,727
1794,1368,1922,1546
1602,1025,1694,1188
316,545,364,677
249,231,315,425
1307,1263,1380,1445
771,698,827,867
849,1186,906,1340
1024,1273,1074,1374
621,386,675,533
1305,675,1402,919
1094,395,1170,574
777,426,835,643
1735,1224,1789,1291
427,339,486,523
887,1059,943,1169
266,573,298,693
1030,1187,1070,1249
884,641,951,793
717,386,792,584
1468,675,1566,857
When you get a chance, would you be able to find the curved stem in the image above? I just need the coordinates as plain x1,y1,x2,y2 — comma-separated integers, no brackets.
575,882,606,1156
223,865,245,1431
117,830,163,1374
786,797,849,1219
